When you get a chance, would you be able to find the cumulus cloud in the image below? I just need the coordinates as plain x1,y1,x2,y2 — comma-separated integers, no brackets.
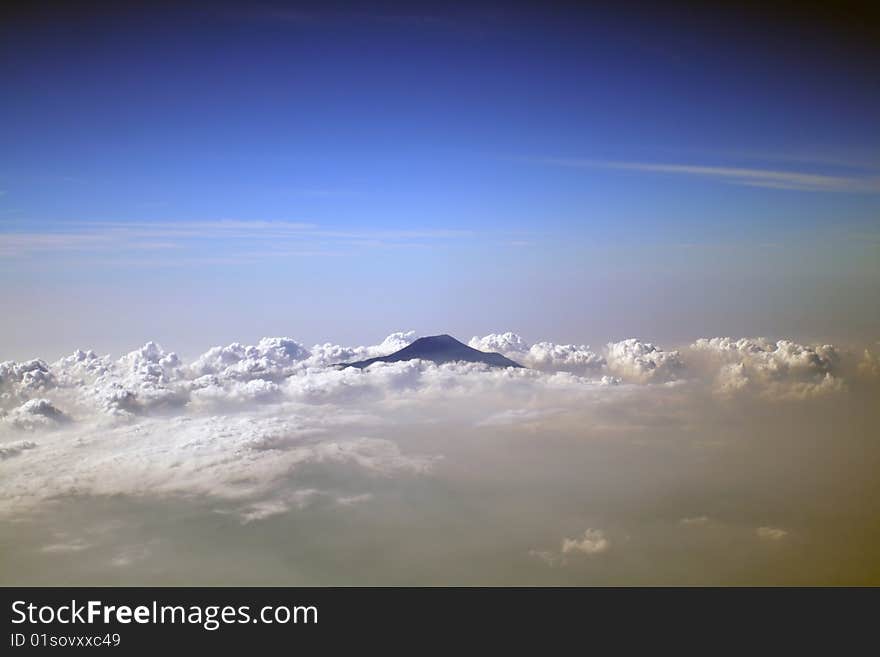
526,342,606,374
2,332,861,431
528,549,565,567
0,330,873,523
39,342,189,419
370,331,418,355
0,331,867,424
0,359,56,403
3,329,879,586
0,331,613,516
469,332,530,356
691,337,843,399
606,339,684,382
53,349,111,386
0,332,449,516
188,337,309,381
561,528,611,555
190,377,283,406
306,331,416,367
529,528,611,567
2,399,69,431
470,333,605,375
404,329,848,407
756,526,788,541
471,333,687,382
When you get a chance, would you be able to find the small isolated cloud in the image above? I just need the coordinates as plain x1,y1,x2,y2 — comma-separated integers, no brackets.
528,549,565,567
239,489,322,524
39,538,91,554
237,488,373,523
679,516,710,526
756,526,788,541
477,408,556,427
336,493,373,507
110,544,154,568
561,528,611,555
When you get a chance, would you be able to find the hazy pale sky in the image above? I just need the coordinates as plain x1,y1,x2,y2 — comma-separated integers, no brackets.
1,1,879,360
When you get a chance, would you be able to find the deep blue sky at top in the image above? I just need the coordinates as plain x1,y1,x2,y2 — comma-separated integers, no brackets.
1,1,878,357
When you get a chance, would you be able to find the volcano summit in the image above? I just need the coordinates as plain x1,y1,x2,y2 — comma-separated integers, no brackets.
337,334,523,369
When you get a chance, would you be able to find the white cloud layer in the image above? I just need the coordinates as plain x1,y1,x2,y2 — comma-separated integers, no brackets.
0,330,872,519
0,332,862,425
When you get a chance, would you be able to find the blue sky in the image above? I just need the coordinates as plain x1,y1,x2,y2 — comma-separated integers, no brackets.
1,2,878,359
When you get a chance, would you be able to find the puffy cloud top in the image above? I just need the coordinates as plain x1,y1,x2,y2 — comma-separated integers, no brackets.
692,337,838,376
561,528,610,555
470,333,605,375
472,333,685,381
53,349,111,385
691,337,843,399
307,330,416,368
469,332,530,355
2,399,69,431
94,342,187,415
0,359,55,401
373,331,417,354
605,339,684,382
0,332,865,428
0,330,874,520
188,337,309,381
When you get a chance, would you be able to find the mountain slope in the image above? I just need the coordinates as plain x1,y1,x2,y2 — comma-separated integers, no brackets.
337,334,523,369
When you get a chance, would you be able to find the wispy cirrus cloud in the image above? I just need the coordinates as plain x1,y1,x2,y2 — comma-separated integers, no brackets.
536,158,880,193
0,220,473,260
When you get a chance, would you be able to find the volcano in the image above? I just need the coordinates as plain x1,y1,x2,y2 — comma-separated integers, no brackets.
337,334,523,369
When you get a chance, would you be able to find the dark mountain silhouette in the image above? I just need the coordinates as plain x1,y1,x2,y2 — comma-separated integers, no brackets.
336,334,523,369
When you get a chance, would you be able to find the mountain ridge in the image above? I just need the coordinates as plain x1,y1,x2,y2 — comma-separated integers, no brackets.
336,334,523,369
